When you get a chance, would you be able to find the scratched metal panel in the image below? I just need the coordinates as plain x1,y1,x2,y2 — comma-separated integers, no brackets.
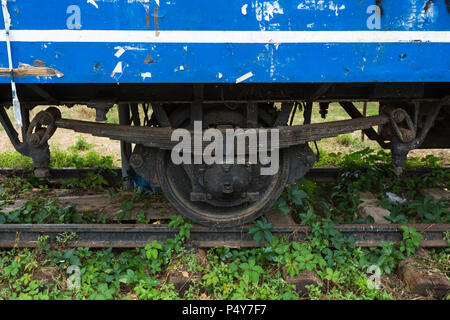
0,0,449,84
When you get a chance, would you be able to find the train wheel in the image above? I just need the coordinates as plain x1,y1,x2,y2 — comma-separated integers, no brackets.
155,104,291,227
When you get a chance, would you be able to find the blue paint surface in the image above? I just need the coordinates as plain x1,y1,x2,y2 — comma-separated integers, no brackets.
0,0,449,84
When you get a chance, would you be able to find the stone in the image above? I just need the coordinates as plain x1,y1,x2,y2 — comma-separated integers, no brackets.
282,269,323,296
32,266,60,287
397,249,450,299
419,188,450,201
167,270,201,296
357,192,391,224
265,208,295,225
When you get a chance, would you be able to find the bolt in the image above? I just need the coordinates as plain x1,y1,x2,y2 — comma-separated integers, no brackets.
206,193,213,200
222,182,233,194
391,109,406,123
241,192,247,199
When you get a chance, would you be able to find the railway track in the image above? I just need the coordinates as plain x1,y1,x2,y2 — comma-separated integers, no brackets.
0,222,447,249
1,166,448,184
0,166,449,249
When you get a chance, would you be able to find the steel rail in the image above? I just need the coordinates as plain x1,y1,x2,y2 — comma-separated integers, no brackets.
0,166,447,183
0,223,447,248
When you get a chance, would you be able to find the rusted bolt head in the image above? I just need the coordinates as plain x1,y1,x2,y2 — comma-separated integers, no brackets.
391,109,406,123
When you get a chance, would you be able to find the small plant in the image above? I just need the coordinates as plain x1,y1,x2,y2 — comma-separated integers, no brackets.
116,199,133,222
249,217,273,245
168,215,192,241
240,259,264,284
69,136,93,152
0,199,82,224
399,226,423,257
37,235,50,253
145,240,163,260
56,232,78,245
136,210,150,224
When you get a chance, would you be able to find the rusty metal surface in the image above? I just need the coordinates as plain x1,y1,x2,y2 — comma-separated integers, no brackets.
0,223,447,248
0,65,64,78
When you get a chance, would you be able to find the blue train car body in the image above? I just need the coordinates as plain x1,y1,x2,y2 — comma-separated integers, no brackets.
1,0,449,84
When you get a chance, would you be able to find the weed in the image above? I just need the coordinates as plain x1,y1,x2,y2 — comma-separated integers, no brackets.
249,217,273,245
69,136,93,152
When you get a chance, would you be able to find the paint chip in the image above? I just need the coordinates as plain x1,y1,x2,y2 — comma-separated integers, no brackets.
241,4,248,15
115,47,125,58
236,72,254,83
217,72,223,79
87,0,98,9
144,55,154,64
141,72,152,80
111,62,123,77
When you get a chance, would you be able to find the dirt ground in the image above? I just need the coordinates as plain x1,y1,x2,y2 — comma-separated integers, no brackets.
0,104,449,165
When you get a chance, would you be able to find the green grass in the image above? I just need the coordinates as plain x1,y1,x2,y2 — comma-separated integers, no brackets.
68,136,93,152
0,148,114,169
291,102,379,126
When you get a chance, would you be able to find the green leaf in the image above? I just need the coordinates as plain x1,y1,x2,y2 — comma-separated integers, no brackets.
254,231,264,245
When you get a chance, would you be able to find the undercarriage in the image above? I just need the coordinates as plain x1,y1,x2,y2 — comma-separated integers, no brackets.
0,83,449,226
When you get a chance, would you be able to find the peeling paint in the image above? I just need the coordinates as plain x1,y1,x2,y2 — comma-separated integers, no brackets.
0,64,64,78
254,0,284,22
241,4,248,15
236,71,254,83
297,1,346,16
87,0,99,9
114,46,146,51
405,0,438,29
141,72,152,79
114,47,125,58
144,54,155,64
111,61,123,78
217,72,223,79
154,6,160,37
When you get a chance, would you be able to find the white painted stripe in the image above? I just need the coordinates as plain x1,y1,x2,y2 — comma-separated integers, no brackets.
0,30,449,43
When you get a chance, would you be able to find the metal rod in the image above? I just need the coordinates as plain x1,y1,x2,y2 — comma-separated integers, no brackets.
118,104,132,188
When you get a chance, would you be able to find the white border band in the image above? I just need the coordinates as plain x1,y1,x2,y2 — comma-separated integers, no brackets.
0,30,449,43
